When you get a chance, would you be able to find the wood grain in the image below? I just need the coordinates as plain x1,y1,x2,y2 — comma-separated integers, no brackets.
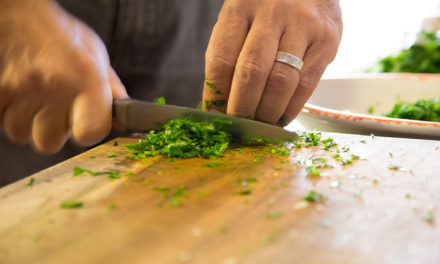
0,133,439,264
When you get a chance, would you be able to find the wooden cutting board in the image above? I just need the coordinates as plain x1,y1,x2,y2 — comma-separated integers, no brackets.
0,133,439,264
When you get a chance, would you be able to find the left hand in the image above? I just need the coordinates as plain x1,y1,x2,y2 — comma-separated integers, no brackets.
203,0,342,125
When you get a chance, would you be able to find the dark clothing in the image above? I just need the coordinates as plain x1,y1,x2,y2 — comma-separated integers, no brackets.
0,0,222,187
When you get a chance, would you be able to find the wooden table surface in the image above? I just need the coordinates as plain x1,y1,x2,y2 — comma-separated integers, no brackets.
0,133,439,264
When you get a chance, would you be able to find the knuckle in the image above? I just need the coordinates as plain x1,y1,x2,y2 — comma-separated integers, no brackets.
236,59,266,81
206,53,235,76
221,0,249,19
319,21,342,47
267,67,295,92
298,64,326,89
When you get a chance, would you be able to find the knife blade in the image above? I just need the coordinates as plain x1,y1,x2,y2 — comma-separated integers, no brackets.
112,98,298,143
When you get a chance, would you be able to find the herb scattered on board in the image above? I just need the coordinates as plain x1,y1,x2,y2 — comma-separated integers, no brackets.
422,211,435,224
153,185,186,207
26,178,35,187
60,201,83,208
203,162,225,167
73,166,120,179
108,203,117,210
302,190,325,203
153,96,166,105
266,210,282,219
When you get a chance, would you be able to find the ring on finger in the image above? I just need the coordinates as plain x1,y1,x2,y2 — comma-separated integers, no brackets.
275,51,304,71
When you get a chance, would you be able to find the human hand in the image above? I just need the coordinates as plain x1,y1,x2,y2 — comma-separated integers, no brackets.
203,0,342,125
0,0,128,153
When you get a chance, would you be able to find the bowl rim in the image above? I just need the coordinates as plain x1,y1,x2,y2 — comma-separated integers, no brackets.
321,72,440,81
303,103,440,128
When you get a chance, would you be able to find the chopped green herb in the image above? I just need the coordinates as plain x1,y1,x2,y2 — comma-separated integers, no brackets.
153,186,170,192
422,212,435,223
108,203,117,210
60,201,83,208
360,140,366,143
278,117,289,126
89,155,97,159
368,31,440,74
170,197,181,207
306,165,321,176
388,164,402,170
205,79,215,89
197,101,203,110
320,137,337,150
113,141,118,146
73,166,121,179
173,185,186,196
219,226,228,234
312,157,327,163
73,166,86,176
142,179,153,186
266,210,281,219
236,189,252,196
26,178,35,187
126,119,233,159
302,190,324,202
123,172,134,177
372,179,379,184
204,100,212,108
203,162,225,167
341,159,353,165
153,96,166,105
367,106,375,114
212,99,227,107
108,152,117,158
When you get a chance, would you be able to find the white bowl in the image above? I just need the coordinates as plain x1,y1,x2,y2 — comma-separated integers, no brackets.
296,73,440,139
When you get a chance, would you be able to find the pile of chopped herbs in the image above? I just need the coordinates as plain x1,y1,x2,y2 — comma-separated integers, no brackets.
126,119,233,159
385,98,440,122
368,31,440,73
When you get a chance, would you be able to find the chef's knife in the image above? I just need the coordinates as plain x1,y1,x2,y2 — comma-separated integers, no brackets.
112,98,298,143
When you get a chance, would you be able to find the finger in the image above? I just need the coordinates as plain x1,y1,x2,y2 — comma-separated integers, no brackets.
109,67,128,99
32,102,70,154
2,88,43,145
71,76,112,146
203,4,250,111
0,88,13,128
226,18,282,119
254,33,308,124
281,44,336,123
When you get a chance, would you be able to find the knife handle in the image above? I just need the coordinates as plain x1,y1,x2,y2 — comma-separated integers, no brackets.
112,98,131,131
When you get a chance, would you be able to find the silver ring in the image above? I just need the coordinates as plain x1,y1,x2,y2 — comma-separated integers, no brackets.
275,51,304,71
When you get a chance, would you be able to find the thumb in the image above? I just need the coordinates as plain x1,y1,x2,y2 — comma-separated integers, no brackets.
109,68,128,99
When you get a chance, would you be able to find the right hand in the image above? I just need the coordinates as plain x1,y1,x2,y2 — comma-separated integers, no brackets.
0,0,128,154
